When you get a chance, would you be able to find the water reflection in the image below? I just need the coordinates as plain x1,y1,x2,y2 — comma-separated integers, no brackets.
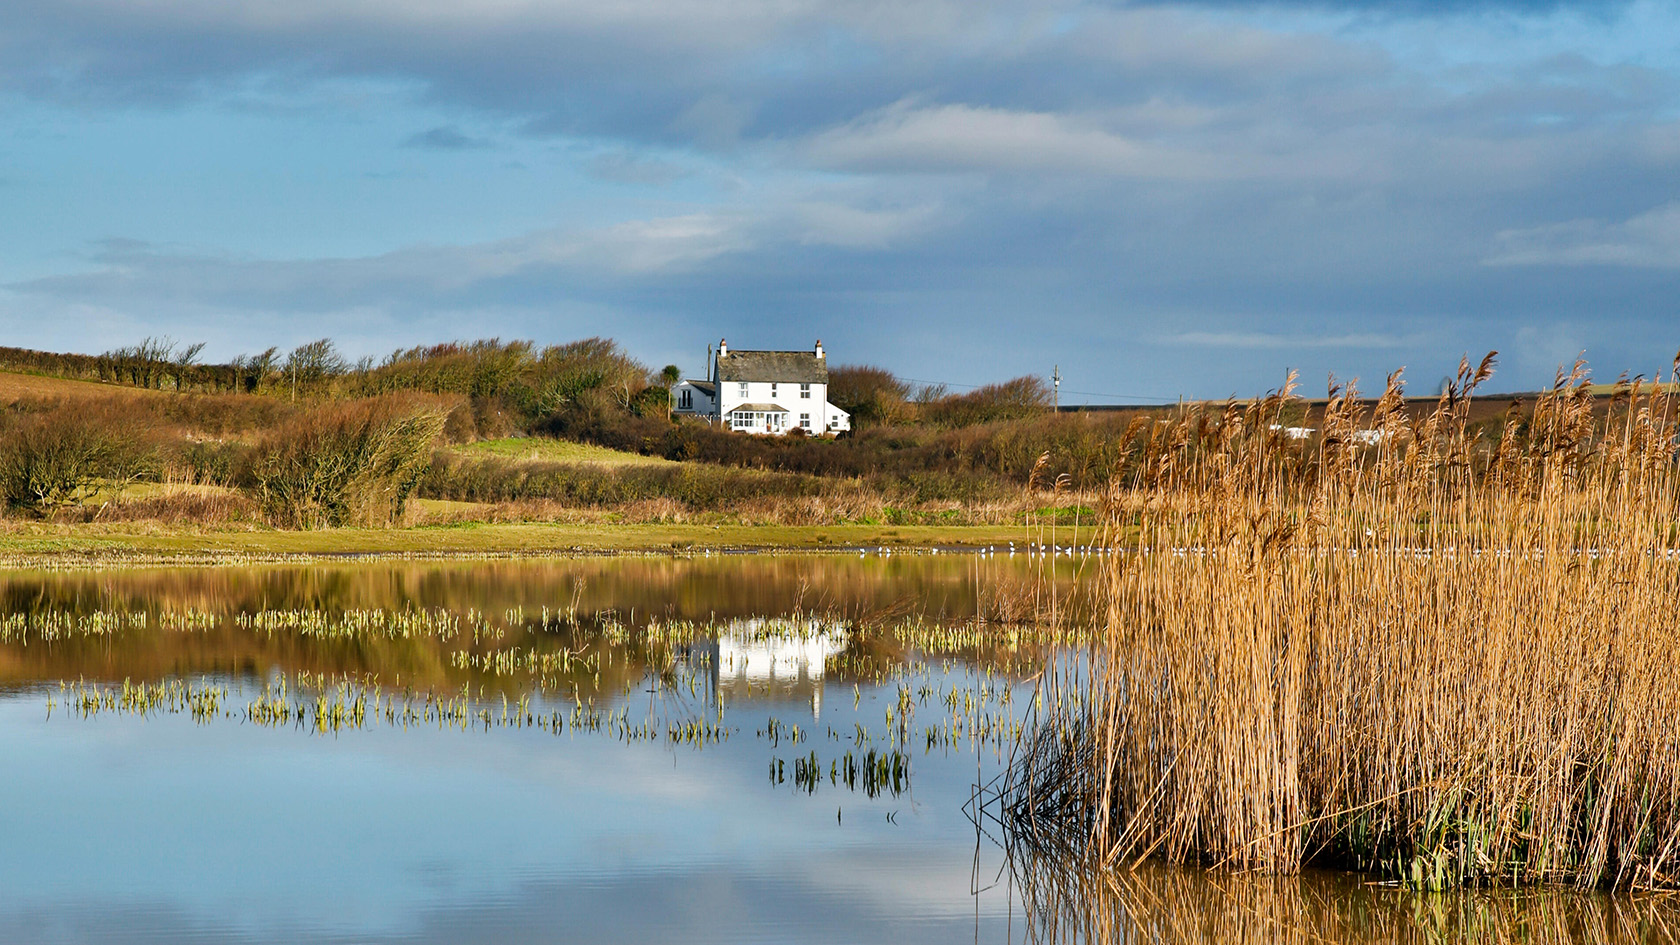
0,555,1660,944
1010,855,1680,945
702,618,847,719
0,554,1081,691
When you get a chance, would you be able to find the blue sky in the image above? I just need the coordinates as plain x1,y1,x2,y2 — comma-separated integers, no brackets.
1,0,1677,400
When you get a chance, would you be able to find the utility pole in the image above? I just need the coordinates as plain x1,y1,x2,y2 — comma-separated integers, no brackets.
1052,365,1061,411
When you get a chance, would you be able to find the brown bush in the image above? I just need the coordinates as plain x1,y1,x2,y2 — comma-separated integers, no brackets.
248,394,451,528
0,404,162,512
921,375,1052,428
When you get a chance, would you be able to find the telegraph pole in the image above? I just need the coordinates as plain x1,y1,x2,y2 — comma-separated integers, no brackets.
1052,365,1061,410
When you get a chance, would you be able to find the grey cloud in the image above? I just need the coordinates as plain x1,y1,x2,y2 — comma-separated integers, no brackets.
402,126,490,150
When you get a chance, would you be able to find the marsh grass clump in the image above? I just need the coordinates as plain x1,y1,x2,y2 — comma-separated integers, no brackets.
251,394,449,528
1007,353,1680,890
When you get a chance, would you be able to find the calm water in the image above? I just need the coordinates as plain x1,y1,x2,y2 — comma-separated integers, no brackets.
0,554,1664,944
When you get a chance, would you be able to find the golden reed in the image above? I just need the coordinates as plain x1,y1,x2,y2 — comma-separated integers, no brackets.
1008,354,1680,890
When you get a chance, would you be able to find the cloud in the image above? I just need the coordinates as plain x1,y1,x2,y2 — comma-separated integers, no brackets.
1138,0,1631,12
1156,330,1410,349
0,0,1677,397
3,197,942,315
401,126,490,149
802,102,1226,178
3,223,735,325
1485,203,1680,268
585,151,691,184
791,202,941,248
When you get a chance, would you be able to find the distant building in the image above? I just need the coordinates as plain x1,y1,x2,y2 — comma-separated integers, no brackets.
672,339,851,435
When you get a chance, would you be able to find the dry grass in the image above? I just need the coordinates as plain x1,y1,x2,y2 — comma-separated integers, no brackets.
0,370,167,405
97,484,260,525
1007,354,1680,890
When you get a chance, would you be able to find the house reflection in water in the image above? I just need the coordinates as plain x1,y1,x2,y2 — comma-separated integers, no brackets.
690,618,847,720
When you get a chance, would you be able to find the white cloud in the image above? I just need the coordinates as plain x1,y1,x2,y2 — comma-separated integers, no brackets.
1485,202,1680,268
801,101,1233,178
5,212,756,315
792,202,940,248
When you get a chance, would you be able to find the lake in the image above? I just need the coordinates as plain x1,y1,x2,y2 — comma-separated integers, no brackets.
0,553,1664,944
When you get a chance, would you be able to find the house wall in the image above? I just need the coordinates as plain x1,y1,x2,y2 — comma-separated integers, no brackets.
672,382,716,418
717,380,849,434
675,355,853,436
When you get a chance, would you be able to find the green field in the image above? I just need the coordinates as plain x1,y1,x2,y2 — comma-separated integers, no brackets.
451,437,670,466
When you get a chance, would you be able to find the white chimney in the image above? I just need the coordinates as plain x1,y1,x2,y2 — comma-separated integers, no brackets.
814,340,824,359
718,338,728,358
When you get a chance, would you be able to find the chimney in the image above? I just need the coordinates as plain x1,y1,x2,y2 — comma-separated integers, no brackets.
718,338,728,358
814,340,824,359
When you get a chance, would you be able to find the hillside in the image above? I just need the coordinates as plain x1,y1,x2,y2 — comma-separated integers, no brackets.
0,341,1660,543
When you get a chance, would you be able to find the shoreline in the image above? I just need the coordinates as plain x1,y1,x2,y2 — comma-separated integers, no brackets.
0,521,1056,569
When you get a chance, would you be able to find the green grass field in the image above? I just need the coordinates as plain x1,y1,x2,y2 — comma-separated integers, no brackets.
451,437,670,466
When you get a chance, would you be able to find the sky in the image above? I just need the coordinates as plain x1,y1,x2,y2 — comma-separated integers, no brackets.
1,0,1677,401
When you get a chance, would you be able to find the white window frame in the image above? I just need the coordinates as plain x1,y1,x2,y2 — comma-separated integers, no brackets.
800,383,811,399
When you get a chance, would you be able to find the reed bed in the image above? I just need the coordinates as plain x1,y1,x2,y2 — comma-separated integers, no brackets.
1006,355,1680,890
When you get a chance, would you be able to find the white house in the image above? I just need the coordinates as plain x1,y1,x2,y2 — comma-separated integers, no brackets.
672,339,851,435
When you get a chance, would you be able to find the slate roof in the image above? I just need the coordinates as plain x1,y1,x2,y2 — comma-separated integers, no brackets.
683,379,716,395
715,350,828,384
727,402,789,414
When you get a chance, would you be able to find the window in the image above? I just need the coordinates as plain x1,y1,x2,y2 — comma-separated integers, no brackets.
678,388,692,410
770,383,778,397
800,413,810,425
800,383,811,399
737,382,748,397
